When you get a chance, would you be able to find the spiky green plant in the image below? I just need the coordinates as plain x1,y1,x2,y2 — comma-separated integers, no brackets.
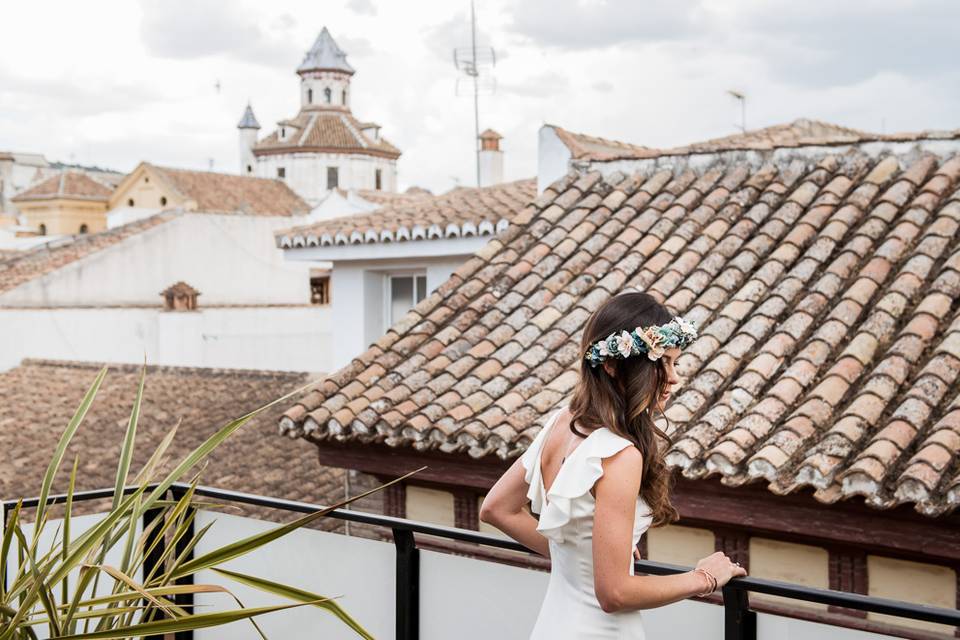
0,365,404,639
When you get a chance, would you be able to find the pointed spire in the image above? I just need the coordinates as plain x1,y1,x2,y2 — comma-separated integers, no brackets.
297,27,355,75
237,103,260,129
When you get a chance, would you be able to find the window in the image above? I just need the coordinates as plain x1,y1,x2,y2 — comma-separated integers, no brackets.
324,87,332,103
38,223,47,236
307,88,313,104
160,196,167,206
79,224,88,234
310,273,331,305
280,127,286,138
388,274,428,325
277,167,286,178
375,169,382,191
327,166,339,189
341,89,347,105
127,198,134,207
144,176,149,183
246,164,253,174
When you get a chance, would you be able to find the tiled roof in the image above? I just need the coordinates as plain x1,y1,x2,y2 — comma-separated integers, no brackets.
551,126,657,161
0,360,344,515
276,178,537,247
280,147,960,517
254,111,400,159
148,165,309,216
12,171,113,202
555,119,960,163
0,213,178,295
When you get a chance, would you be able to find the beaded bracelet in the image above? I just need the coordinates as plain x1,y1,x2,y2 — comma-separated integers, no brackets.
693,567,718,597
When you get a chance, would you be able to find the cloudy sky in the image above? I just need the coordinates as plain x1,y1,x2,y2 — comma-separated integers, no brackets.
1,0,958,193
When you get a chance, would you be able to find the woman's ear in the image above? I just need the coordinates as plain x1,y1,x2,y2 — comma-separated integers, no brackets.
602,361,616,377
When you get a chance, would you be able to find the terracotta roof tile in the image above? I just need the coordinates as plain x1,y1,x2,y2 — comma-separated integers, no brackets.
1,360,345,526
149,165,309,216
255,110,399,159
277,179,536,247
12,171,113,202
281,143,960,517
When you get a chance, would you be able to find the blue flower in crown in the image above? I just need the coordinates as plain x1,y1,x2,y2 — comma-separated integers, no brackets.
584,316,698,368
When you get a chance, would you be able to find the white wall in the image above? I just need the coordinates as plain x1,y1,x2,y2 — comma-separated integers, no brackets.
0,213,315,307
538,125,573,193
328,256,466,370
0,306,332,373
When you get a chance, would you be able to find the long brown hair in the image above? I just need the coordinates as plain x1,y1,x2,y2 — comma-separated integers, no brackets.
569,291,679,527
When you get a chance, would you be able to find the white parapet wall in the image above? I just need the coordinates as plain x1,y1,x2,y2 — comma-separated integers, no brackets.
0,305,332,372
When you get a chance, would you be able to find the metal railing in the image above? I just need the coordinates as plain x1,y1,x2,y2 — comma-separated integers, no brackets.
4,482,960,640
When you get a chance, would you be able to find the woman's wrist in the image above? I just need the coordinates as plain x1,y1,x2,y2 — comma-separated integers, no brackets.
691,568,717,597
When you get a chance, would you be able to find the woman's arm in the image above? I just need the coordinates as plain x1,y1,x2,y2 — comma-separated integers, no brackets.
592,447,746,612
479,457,550,558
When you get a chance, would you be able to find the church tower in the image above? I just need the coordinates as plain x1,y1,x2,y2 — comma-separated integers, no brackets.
298,27,354,111
243,27,401,204
237,103,260,176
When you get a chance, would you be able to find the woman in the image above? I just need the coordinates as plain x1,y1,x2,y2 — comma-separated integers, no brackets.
480,292,747,638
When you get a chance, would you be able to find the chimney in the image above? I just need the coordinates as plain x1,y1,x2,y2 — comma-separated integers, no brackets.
161,281,200,311
478,129,504,187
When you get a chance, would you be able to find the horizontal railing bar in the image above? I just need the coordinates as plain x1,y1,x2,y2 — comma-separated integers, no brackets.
6,483,960,626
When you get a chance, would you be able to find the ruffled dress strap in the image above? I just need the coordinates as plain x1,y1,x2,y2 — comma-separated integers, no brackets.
520,407,565,516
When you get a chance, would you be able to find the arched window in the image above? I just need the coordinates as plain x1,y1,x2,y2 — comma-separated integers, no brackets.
38,223,46,236
79,224,88,234
324,87,332,103
341,89,347,105
246,165,252,174
281,127,286,138
160,196,168,206
307,88,313,104
127,198,135,207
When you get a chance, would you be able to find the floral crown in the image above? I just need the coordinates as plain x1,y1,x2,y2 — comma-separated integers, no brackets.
584,316,698,368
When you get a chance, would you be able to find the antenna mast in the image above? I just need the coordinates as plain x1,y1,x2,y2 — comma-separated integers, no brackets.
454,1,496,187
727,89,746,133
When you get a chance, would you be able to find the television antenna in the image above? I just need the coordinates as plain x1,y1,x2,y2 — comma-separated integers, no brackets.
453,0,496,187
727,89,746,133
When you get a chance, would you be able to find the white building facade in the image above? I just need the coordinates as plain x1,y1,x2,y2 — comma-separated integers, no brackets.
239,28,401,205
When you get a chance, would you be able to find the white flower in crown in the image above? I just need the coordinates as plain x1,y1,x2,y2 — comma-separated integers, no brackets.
675,316,697,337
614,330,634,358
597,340,611,357
638,326,666,361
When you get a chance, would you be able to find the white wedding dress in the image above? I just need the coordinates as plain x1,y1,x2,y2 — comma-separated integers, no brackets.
521,407,653,639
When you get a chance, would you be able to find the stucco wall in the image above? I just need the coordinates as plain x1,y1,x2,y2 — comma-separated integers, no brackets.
20,198,108,235
405,486,455,527
328,255,468,370
0,213,315,307
867,555,957,634
0,306,332,373
749,538,829,610
646,524,715,566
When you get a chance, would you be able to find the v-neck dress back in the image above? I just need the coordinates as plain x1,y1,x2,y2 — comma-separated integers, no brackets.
521,407,653,639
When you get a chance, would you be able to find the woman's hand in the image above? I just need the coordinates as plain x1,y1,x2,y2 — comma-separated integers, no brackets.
695,551,748,590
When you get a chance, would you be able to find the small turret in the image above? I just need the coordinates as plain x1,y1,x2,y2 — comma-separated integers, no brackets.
237,103,260,175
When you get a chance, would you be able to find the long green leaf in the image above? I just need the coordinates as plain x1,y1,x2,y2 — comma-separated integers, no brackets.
0,500,22,601
112,363,145,510
54,599,326,639
212,567,374,639
34,366,107,533
61,456,79,609
172,468,422,579
133,419,179,486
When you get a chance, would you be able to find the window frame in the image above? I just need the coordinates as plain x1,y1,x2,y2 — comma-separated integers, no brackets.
384,271,428,328
327,166,339,190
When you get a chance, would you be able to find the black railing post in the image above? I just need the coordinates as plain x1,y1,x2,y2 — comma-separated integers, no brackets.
723,583,756,640
142,506,166,640
172,488,195,640
393,528,419,640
